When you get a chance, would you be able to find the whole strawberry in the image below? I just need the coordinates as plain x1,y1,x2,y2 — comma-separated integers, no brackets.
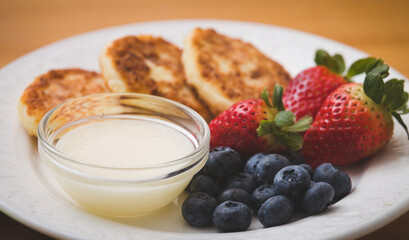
209,85,312,158
283,50,348,120
302,61,409,167
283,50,387,121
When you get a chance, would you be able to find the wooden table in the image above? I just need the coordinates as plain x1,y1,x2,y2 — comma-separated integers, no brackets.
1,0,408,239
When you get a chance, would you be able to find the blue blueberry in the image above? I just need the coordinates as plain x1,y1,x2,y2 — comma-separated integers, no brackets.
313,163,351,202
282,150,305,165
273,165,311,199
251,184,276,212
292,181,316,212
244,153,266,174
254,154,291,184
212,201,252,232
223,172,257,193
189,175,221,198
258,195,294,227
182,192,218,227
218,188,253,208
204,147,242,178
302,182,334,214
299,164,314,178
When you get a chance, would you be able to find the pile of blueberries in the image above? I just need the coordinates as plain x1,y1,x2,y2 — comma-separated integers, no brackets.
182,147,352,232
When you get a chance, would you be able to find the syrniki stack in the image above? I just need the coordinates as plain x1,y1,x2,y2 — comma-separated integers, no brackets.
99,35,213,121
182,28,291,116
18,69,110,136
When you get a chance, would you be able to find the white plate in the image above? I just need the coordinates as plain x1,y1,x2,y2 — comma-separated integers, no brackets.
1,19,409,240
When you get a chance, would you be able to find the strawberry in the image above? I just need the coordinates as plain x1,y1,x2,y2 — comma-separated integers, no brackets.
209,85,312,158
302,61,409,167
283,50,348,120
283,50,386,121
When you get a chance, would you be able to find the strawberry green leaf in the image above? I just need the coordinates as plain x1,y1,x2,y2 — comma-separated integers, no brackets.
393,94,408,112
369,59,386,73
383,80,405,111
261,88,273,108
282,115,313,132
398,92,409,110
273,131,304,151
346,57,378,78
364,73,384,104
274,111,295,128
368,64,389,79
384,79,404,93
383,79,408,112
392,112,409,139
333,54,346,74
257,120,275,136
396,102,409,115
273,84,285,111
314,49,345,74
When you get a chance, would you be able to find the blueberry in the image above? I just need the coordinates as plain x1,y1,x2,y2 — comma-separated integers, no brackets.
299,164,314,178
223,172,257,193
258,195,294,227
313,163,351,202
273,165,311,199
218,188,253,208
251,184,276,212
293,181,318,211
204,147,242,178
212,201,252,232
302,182,334,214
189,175,221,198
244,153,266,174
182,192,218,227
254,154,290,184
282,150,305,165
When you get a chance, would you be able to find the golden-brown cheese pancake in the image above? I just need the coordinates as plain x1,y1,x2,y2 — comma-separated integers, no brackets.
18,69,110,136
99,35,213,121
182,28,291,116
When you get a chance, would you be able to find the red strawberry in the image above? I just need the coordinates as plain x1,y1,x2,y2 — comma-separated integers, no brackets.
283,50,385,121
209,85,312,158
283,50,348,120
283,65,347,120
302,62,409,167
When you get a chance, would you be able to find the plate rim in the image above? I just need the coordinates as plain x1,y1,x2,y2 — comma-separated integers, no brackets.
1,19,409,240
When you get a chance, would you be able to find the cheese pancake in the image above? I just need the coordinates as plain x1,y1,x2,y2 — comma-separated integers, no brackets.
182,28,291,116
18,69,110,136
99,35,213,121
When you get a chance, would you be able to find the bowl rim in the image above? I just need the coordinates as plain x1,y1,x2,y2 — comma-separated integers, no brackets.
37,93,210,172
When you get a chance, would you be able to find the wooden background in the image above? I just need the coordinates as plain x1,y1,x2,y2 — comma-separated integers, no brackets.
1,0,408,239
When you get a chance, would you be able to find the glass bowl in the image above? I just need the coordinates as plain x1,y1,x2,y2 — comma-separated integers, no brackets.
37,93,210,217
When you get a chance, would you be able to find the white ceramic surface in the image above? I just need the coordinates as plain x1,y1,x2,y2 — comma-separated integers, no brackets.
1,19,409,240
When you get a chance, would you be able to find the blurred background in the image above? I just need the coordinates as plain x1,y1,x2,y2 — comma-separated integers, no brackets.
1,0,409,76
1,0,408,239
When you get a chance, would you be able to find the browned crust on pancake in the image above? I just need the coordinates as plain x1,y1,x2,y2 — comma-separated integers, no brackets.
104,35,213,121
106,36,184,94
20,68,110,123
186,28,291,115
